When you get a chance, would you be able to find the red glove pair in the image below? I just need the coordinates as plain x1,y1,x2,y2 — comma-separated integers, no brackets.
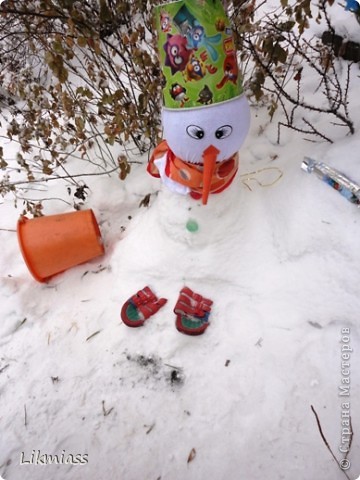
121,286,213,336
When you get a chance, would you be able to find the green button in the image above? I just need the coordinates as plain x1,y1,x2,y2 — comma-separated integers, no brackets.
186,219,199,232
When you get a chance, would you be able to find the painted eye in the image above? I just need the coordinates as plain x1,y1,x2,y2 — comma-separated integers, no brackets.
215,125,233,139
170,46,178,56
193,33,200,42
187,125,205,140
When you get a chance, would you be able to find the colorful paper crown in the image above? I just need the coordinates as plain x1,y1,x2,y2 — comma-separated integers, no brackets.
155,0,244,109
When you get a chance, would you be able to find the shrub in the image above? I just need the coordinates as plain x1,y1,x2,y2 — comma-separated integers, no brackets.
232,0,354,142
0,0,163,213
0,0,355,214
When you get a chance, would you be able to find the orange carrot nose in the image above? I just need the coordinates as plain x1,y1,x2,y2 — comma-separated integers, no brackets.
202,145,220,205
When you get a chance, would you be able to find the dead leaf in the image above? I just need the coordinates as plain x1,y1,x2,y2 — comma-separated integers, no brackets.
139,193,151,208
187,448,196,463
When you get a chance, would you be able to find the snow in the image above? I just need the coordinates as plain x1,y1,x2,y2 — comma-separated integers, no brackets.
319,1,360,42
1,2,360,480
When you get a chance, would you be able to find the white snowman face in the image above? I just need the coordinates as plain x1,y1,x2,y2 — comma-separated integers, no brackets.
162,95,250,164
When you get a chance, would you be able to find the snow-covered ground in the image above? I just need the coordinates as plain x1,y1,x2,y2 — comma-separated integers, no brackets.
1,2,360,479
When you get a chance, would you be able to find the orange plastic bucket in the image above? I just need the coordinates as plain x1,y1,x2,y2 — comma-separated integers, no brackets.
17,209,105,282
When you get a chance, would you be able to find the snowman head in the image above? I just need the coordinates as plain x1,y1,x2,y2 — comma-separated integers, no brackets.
162,95,250,164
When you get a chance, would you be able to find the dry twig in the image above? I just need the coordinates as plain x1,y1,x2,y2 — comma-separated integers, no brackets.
311,405,352,480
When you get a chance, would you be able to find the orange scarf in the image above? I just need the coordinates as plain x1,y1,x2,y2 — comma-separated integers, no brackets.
148,140,239,197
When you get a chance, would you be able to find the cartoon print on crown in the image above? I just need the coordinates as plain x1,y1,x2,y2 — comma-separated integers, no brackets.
169,83,189,107
173,4,222,61
163,34,193,75
216,52,238,89
197,85,213,105
184,51,217,82
149,0,250,206
160,10,172,32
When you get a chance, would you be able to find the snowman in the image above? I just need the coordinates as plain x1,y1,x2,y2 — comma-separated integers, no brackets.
120,0,250,335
